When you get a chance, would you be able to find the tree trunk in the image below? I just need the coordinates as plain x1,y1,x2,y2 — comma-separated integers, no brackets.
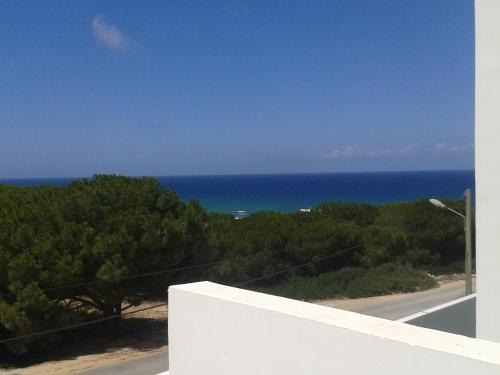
112,302,122,336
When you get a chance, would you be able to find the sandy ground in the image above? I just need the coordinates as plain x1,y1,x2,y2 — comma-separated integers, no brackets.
1,302,169,375
1,277,466,375
0,347,169,375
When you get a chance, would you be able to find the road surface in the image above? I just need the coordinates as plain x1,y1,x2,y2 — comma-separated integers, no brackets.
317,278,475,320
80,279,473,375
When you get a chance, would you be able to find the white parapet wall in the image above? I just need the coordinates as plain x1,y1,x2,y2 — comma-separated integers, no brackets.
168,282,500,375
475,0,500,343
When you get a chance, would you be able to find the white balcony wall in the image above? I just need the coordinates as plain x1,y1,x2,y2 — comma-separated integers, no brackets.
168,282,500,375
475,0,500,343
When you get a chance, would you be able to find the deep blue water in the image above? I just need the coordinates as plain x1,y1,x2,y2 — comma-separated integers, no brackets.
0,170,474,215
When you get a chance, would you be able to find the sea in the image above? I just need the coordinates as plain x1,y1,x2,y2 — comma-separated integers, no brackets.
0,170,474,215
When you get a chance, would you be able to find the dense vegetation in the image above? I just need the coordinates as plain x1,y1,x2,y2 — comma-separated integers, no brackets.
0,175,471,358
266,263,436,300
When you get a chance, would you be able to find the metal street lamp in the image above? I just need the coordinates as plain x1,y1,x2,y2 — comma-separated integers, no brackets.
429,189,473,295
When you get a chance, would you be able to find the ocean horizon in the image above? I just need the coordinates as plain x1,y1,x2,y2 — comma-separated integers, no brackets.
0,170,474,215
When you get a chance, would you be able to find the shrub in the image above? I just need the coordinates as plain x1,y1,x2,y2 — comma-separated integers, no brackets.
265,263,436,301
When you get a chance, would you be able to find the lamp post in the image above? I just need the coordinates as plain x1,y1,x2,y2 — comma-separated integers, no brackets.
429,189,473,295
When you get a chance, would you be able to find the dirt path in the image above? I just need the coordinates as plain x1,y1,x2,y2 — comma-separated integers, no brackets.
1,347,168,375
1,302,168,375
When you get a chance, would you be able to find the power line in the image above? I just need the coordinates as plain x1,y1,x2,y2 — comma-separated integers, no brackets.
44,261,222,291
0,244,362,344
0,247,303,299
1,260,222,299
233,244,361,287
0,302,167,345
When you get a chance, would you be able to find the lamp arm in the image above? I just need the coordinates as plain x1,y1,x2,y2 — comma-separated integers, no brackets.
444,206,465,220
444,206,466,232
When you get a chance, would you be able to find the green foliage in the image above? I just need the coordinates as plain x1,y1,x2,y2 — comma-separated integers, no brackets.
266,263,437,300
404,248,441,268
0,175,209,355
0,176,472,359
426,260,466,275
356,225,408,267
375,200,468,266
208,212,362,285
313,201,380,226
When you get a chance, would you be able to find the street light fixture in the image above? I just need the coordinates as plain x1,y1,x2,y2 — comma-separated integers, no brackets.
428,189,473,295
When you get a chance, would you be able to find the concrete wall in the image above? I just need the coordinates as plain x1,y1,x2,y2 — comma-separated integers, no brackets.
168,282,500,375
475,0,500,343
399,294,476,338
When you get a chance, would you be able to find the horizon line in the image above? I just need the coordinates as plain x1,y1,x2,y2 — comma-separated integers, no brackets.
0,168,475,181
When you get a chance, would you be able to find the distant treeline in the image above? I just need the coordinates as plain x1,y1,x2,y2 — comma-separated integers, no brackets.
0,175,471,357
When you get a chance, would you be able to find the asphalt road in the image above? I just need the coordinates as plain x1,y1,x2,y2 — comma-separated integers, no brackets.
80,280,474,375
321,279,476,321
79,351,169,375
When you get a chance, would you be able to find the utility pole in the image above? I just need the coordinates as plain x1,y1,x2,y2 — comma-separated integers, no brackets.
429,190,474,295
465,188,473,295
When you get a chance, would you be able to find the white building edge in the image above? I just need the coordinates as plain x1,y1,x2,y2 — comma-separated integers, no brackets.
164,1,500,373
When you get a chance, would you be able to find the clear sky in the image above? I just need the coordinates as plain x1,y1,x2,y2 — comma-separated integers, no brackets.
0,0,474,178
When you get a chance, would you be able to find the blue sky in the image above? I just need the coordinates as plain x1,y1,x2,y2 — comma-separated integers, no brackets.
0,0,474,178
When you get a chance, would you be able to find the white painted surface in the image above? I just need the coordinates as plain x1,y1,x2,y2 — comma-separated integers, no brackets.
475,0,500,343
399,293,476,322
168,282,500,375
